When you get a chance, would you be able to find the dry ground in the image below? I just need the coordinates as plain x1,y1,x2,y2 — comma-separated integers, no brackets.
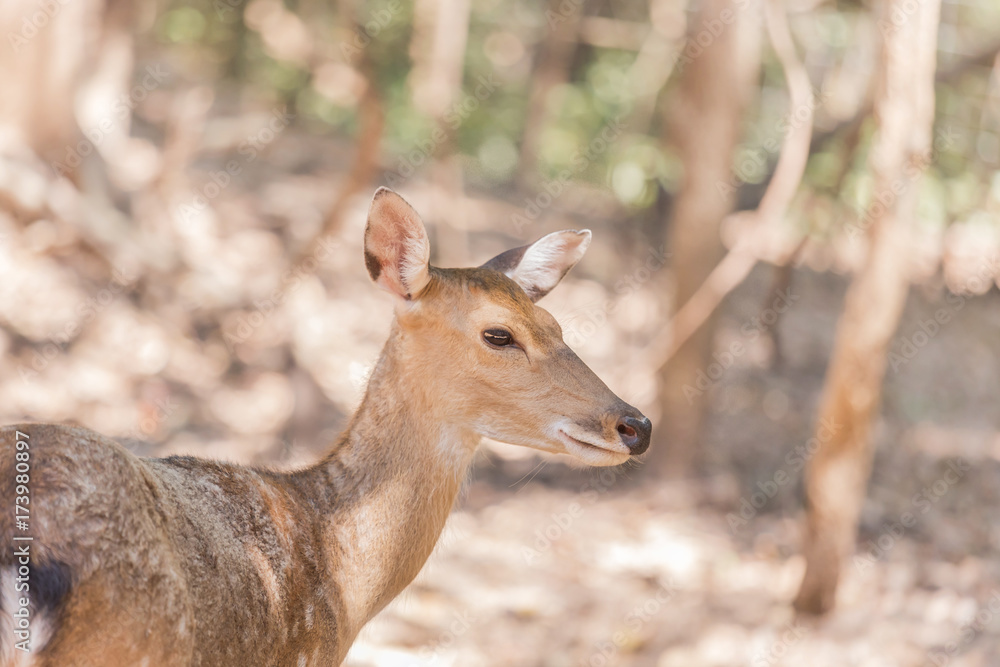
1,135,998,665
345,265,1000,667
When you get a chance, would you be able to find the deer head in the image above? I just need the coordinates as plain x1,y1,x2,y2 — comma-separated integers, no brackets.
363,187,651,466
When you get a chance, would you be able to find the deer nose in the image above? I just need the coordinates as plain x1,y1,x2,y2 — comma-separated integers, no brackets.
616,415,651,455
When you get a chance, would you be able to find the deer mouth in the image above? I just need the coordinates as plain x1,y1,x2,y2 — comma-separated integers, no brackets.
558,430,604,451
556,428,630,466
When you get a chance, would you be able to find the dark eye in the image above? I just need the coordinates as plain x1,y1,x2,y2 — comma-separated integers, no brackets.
483,328,514,347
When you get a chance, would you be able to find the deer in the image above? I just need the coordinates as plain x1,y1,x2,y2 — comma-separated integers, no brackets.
0,187,652,667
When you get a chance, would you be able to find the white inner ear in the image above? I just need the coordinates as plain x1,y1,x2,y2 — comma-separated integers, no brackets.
401,233,430,296
511,230,591,298
365,188,431,300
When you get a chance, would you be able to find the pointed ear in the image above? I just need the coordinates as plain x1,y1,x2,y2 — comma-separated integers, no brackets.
364,187,431,300
481,229,591,302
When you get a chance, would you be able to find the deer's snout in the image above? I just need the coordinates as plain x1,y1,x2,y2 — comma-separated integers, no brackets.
616,413,651,455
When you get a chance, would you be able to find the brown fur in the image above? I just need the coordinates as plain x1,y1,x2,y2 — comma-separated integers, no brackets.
0,222,648,666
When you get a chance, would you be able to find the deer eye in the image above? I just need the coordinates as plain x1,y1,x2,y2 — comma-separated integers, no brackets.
483,328,514,347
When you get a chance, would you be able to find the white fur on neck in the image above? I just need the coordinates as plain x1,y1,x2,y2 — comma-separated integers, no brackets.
326,427,477,644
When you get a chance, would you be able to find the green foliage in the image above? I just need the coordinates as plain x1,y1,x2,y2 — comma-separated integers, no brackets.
159,6,207,43
150,0,1000,232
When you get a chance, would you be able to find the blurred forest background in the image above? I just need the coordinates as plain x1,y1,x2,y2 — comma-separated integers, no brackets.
1,0,1000,663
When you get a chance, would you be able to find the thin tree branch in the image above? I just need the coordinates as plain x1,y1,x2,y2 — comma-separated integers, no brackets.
648,0,814,369
809,39,1000,155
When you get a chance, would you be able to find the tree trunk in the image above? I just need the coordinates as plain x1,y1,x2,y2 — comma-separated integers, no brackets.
407,0,472,264
794,0,942,614
516,0,584,187
0,0,133,180
296,0,385,265
648,0,758,476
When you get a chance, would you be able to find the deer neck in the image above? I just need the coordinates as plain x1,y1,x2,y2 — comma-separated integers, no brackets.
297,327,478,645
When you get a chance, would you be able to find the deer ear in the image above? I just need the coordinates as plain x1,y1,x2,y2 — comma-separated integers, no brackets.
481,229,591,302
364,188,431,300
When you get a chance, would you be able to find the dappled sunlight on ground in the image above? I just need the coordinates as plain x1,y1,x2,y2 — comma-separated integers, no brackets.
2,165,999,664
346,472,1000,667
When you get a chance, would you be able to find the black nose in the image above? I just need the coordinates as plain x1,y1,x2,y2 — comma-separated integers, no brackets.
616,415,651,455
